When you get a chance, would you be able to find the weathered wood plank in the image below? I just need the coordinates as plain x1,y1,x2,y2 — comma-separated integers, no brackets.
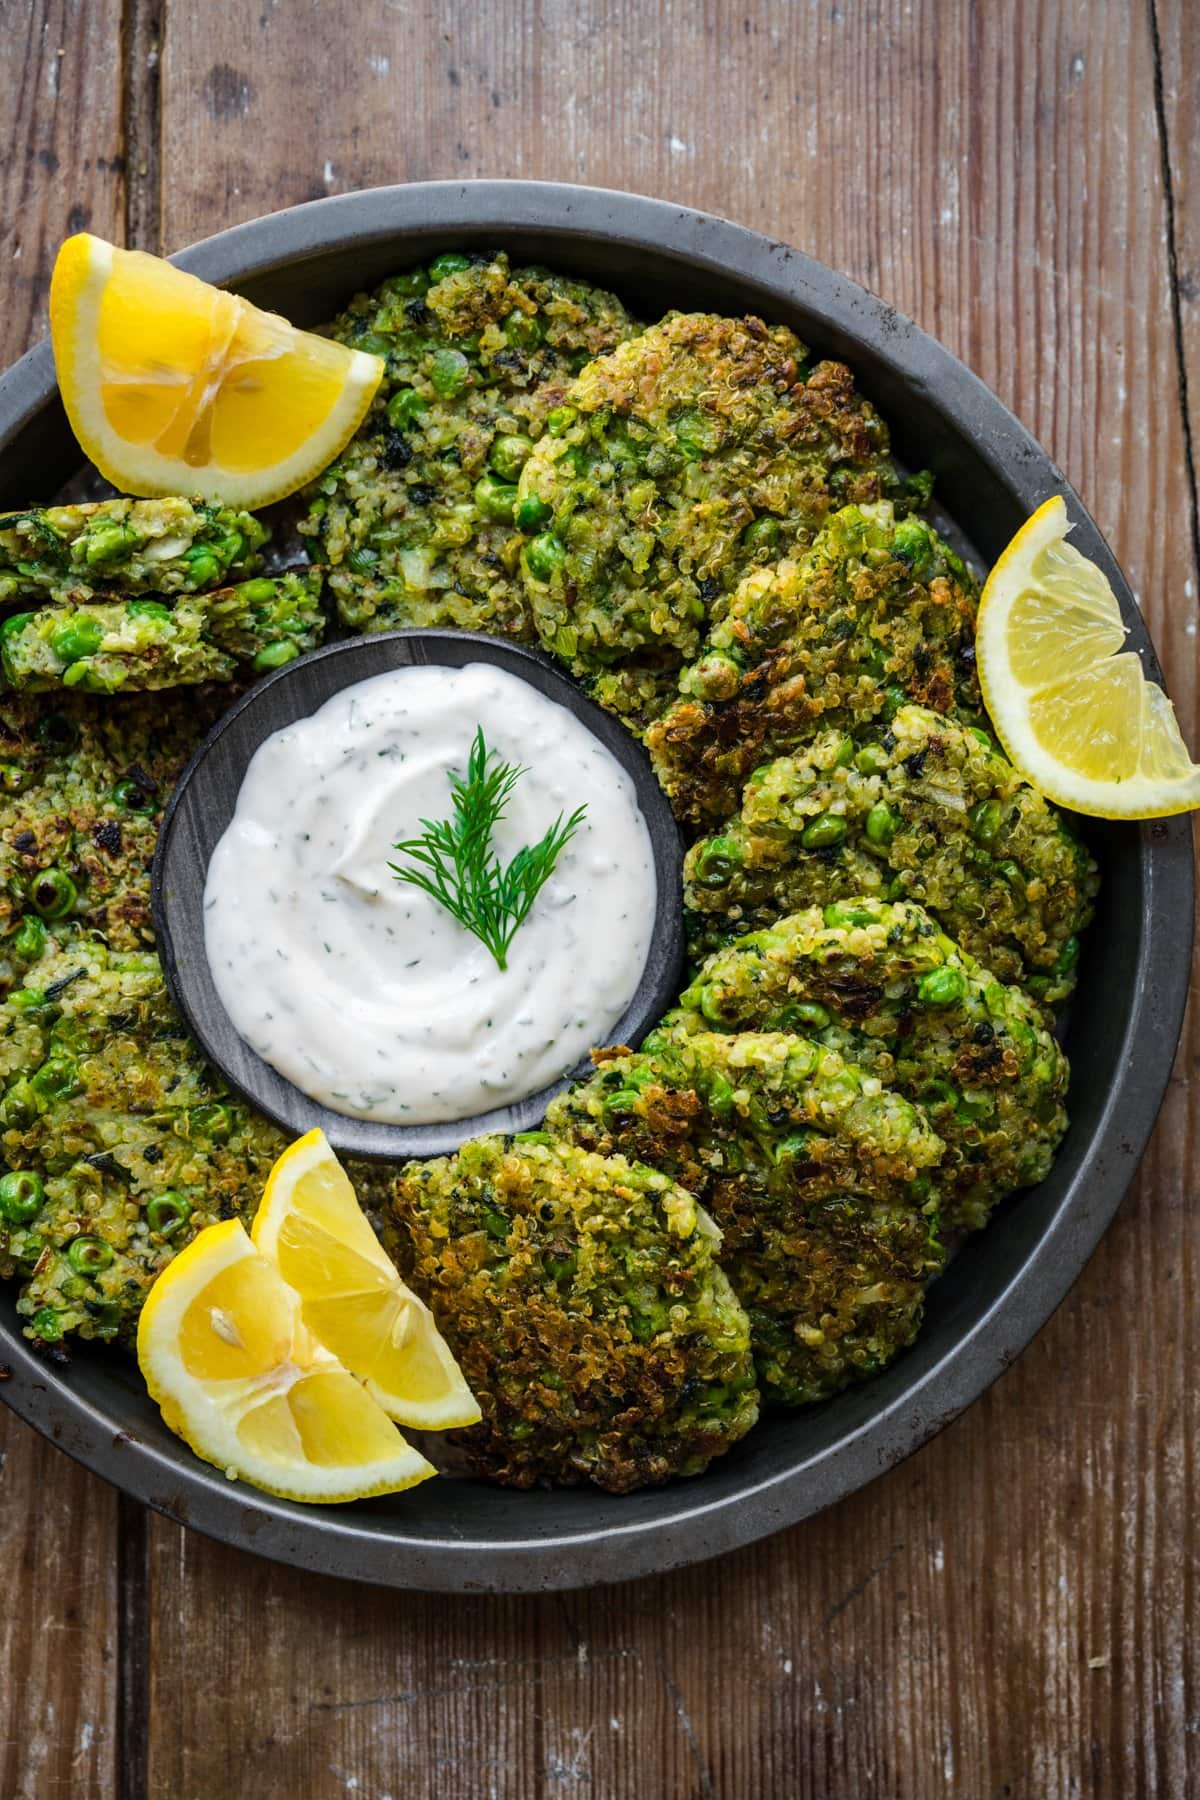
0,4,125,1798
0,0,126,343
1157,0,1200,667
141,2,1200,1797
0,1406,120,1799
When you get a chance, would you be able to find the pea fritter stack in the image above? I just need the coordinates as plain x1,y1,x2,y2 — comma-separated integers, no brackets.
647,502,980,826
517,312,921,729
545,1028,946,1406
683,704,1097,1002
673,899,1069,1234
0,252,1098,1500
301,251,639,641
0,500,323,692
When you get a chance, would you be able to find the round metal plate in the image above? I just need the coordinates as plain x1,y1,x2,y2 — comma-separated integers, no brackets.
0,180,1192,1592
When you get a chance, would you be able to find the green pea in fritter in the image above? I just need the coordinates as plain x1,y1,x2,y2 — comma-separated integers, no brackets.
0,498,268,604
517,311,917,689
547,1028,945,1406
672,898,1068,1232
648,502,980,826
390,1135,759,1491
0,690,230,951
300,252,638,640
0,933,286,1346
685,705,1098,1007
0,571,325,693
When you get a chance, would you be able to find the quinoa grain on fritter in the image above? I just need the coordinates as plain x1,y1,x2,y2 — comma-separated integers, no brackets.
648,503,980,825
517,312,915,684
548,1028,945,1405
684,705,1098,1006
391,1134,759,1491
673,898,1068,1231
301,253,637,640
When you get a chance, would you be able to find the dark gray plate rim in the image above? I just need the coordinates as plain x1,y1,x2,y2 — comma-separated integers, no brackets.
0,179,1192,1594
151,627,685,1160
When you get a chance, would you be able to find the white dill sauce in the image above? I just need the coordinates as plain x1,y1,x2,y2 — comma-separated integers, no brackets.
202,662,657,1125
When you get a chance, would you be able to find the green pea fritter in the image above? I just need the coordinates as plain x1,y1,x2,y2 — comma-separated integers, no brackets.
0,571,325,693
547,1029,945,1406
0,689,237,951
648,502,980,826
516,310,919,694
390,1135,759,1491
0,932,286,1347
0,498,268,604
672,898,1068,1232
300,252,638,640
684,704,1098,1007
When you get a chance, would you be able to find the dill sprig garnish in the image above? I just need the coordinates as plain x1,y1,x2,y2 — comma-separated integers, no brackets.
389,726,587,971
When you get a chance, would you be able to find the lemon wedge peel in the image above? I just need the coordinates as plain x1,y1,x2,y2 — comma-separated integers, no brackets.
251,1129,481,1432
136,1218,434,1504
975,495,1200,820
50,233,383,508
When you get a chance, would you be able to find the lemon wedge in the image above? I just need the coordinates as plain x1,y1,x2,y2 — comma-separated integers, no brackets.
50,233,382,508
136,1218,434,1502
252,1130,481,1432
975,495,1200,818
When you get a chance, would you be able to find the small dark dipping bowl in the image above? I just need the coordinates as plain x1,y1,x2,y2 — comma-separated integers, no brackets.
0,181,1193,1594
151,629,685,1161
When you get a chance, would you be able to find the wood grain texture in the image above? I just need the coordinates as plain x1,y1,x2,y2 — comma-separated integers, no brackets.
0,0,125,344
1157,0,1200,598
0,6,125,1797
0,1405,119,1798
0,1,1198,1796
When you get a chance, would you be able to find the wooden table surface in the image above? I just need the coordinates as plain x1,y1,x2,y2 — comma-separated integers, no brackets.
2,3,1198,1795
